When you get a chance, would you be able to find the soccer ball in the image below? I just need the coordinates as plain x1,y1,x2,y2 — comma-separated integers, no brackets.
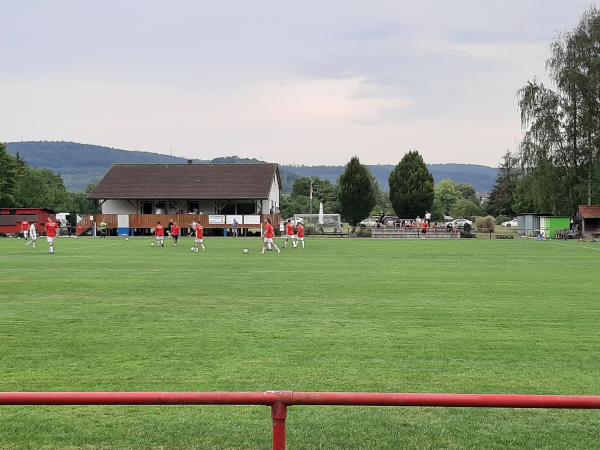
150,242,155,247
243,248,249,254
190,247,198,252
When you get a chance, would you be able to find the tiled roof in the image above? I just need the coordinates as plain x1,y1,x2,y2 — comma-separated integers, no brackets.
578,205,600,219
89,164,280,199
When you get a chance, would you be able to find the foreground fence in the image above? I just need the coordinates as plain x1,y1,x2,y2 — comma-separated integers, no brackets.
2,391,600,449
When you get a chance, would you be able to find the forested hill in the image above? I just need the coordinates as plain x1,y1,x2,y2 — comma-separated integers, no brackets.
287,164,498,193
6,141,498,193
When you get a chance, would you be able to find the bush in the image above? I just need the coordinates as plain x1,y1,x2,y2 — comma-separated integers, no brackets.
356,227,372,238
451,199,482,221
496,215,511,225
475,215,495,231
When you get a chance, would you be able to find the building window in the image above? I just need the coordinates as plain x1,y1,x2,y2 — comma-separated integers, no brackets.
188,201,199,214
237,202,256,214
221,202,236,215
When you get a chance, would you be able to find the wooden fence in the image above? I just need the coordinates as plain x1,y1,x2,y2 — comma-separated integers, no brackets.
77,214,281,235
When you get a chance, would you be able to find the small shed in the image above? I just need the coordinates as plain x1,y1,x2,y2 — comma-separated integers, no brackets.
0,208,55,235
539,216,571,239
517,213,541,237
576,205,600,238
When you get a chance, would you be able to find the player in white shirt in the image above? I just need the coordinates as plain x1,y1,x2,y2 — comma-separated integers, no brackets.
26,223,38,248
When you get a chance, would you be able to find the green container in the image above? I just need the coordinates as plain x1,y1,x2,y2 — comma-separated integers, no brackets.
540,216,571,238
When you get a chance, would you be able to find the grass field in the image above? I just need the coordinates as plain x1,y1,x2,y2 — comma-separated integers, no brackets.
1,236,599,449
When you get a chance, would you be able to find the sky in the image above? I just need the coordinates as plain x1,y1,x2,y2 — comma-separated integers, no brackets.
0,0,596,166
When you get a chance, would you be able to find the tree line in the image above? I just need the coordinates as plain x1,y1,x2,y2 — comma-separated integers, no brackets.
0,143,95,214
487,7,600,218
281,152,484,225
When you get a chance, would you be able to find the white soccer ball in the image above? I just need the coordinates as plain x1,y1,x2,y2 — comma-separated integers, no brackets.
243,248,249,254
125,237,129,241
150,242,155,247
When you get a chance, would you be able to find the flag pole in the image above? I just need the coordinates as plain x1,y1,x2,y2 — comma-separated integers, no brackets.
309,178,313,218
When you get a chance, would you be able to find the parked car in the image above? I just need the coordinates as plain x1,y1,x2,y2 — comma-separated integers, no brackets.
359,217,378,227
501,219,518,227
445,218,473,230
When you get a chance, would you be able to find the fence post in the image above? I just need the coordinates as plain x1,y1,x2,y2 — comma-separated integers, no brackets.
271,401,288,450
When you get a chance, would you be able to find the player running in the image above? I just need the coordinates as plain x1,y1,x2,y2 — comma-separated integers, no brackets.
171,221,180,246
45,219,59,254
155,222,165,247
26,222,38,248
283,219,297,249
21,220,30,240
296,220,306,248
192,222,205,252
261,218,281,254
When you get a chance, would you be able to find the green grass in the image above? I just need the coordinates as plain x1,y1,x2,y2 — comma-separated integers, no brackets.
1,236,599,449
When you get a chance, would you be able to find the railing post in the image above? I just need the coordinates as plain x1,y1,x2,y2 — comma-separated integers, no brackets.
271,401,288,450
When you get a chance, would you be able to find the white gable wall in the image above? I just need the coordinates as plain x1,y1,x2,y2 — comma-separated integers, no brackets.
261,174,280,213
102,199,138,214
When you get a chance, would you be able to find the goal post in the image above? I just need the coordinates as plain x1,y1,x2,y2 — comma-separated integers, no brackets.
293,214,341,227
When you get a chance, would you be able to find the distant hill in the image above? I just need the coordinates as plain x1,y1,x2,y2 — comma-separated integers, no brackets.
6,141,498,193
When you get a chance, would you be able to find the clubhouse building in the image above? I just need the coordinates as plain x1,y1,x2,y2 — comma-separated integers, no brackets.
81,163,281,235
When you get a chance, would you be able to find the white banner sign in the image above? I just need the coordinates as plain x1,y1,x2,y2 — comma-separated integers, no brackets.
243,215,261,225
208,214,226,225
226,215,243,225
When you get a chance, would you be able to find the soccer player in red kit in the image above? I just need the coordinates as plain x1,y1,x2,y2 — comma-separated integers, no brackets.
171,222,180,246
45,219,59,254
421,220,429,239
192,222,205,252
21,220,30,240
283,219,297,248
155,222,165,247
261,218,281,254
296,220,306,248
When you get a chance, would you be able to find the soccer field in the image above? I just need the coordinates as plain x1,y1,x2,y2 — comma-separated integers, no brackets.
1,236,599,449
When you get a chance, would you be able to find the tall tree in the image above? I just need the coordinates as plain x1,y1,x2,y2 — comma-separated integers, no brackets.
337,157,376,226
456,183,479,203
451,199,482,219
15,167,71,210
486,151,520,217
280,176,340,219
434,179,461,216
388,150,434,218
0,143,19,206
518,7,600,214
291,177,338,209
370,179,394,216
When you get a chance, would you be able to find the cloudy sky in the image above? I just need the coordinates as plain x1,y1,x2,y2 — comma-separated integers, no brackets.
1,1,595,166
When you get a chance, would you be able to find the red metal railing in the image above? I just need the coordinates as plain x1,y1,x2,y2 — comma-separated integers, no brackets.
2,391,600,449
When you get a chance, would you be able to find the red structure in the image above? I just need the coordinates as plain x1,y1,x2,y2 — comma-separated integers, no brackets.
1,390,599,449
0,208,55,235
